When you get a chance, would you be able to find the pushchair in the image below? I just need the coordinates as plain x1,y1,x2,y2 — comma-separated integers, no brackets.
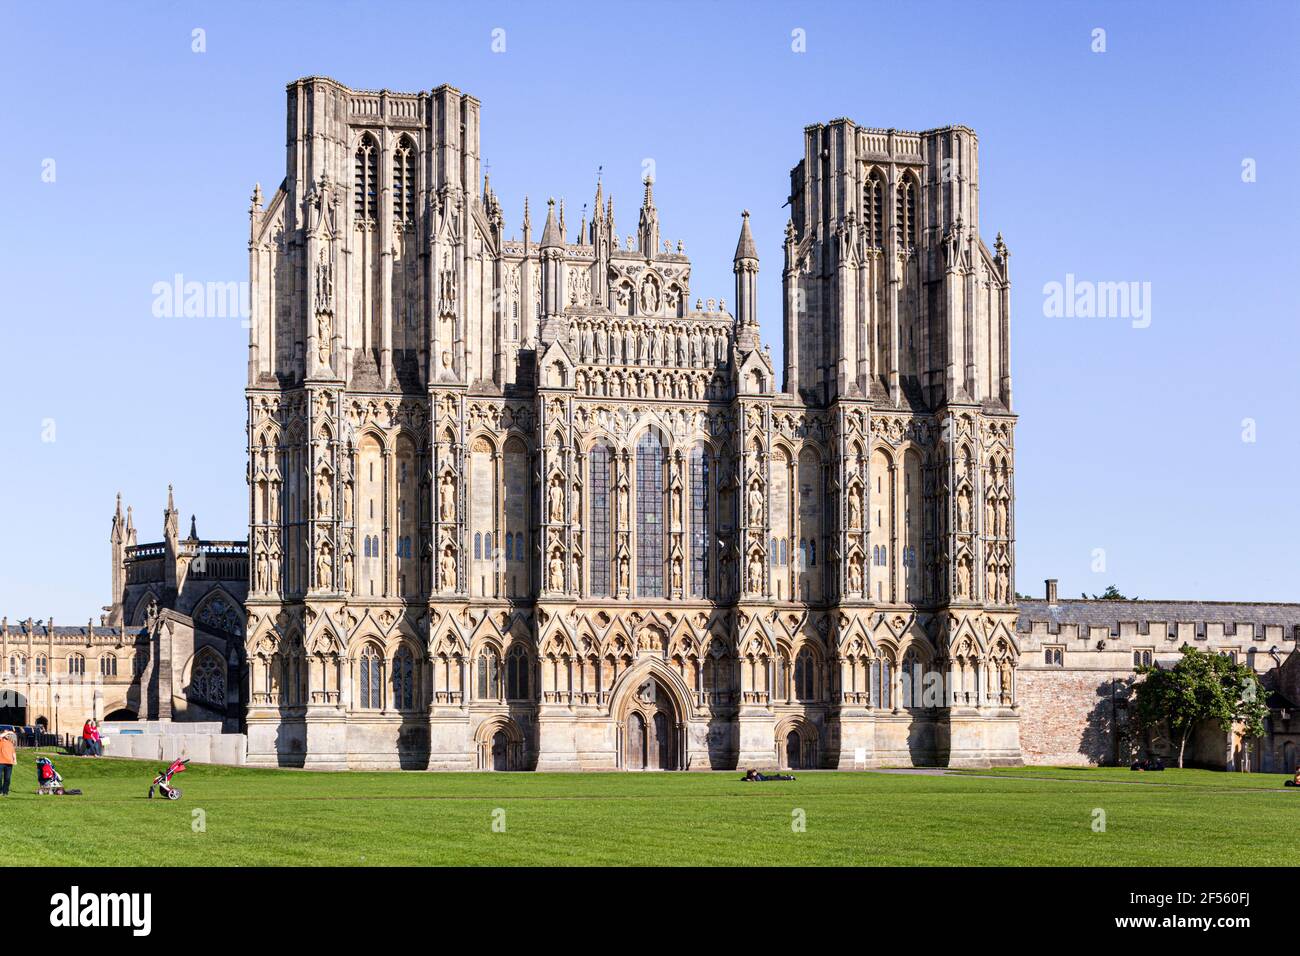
35,756,82,795
148,757,189,800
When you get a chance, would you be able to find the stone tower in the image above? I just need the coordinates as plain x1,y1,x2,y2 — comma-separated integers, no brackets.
783,121,1019,764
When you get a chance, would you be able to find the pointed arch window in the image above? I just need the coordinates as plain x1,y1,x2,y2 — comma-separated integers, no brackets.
68,654,85,677
862,168,884,248
192,650,226,708
589,445,612,596
507,645,530,700
895,173,918,250
99,654,118,677
795,650,815,701
392,646,415,710
477,650,501,700
689,445,709,597
359,645,383,709
393,136,416,225
354,134,378,222
635,431,665,597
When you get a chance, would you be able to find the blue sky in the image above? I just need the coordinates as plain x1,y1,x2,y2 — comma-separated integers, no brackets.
1,0,1297,618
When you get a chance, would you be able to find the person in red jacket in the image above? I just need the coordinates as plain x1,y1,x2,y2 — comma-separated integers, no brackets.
81,719,102,757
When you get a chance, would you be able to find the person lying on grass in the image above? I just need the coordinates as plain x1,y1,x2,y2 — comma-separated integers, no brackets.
741,768,795,782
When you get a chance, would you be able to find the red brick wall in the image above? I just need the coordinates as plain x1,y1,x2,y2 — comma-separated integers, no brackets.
1018,669,1132,765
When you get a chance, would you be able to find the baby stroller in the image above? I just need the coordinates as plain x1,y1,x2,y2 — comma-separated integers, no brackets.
35,756,82,795
148,757,189,800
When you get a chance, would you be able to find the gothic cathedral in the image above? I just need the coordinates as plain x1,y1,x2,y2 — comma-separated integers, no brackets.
243,78,1020,770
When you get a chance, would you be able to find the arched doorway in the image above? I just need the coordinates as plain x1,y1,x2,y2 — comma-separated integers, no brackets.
777,719,818,770
620,674,682,770
104,708,137,723
786,731,801,770
477,717,525,771
0,692,26,727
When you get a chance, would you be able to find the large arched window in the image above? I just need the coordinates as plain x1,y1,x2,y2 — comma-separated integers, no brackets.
392,646,415,710
68,654,85,677
99,655,118,677
795,649,815,701
635,431,666,597
354,134,378,221
192,649,226,708
359,644,383,709
506,645,530,700
689,444,709,597
392,135,416,225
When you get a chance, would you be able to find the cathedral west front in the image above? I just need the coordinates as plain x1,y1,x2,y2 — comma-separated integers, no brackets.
239,76,1021,770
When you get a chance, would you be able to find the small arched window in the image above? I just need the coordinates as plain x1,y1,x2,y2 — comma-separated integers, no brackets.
474,533,482,560
68,654,85,677
505,532,514,562
354,134,379,221
99,655,118,677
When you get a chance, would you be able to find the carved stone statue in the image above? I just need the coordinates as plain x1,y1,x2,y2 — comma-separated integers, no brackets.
440,550,456,591
748,481,764,526
439,475,455,522
748,553,763,593
549,553,564,591
848,488,862,529
849,557,863,594
316,472,331,516
255,550,269,592
317,542,332,589
549,479,564,523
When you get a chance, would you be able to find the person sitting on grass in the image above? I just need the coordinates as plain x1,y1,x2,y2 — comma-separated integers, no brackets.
1287,767,1300,788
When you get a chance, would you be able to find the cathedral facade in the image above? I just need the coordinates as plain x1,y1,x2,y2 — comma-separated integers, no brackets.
241,77,1020,770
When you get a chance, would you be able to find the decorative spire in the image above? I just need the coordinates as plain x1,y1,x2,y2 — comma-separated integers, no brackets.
637,176,659,257
522,196,532,244
189,514,198,540
734,209,758,262
540,198,563,248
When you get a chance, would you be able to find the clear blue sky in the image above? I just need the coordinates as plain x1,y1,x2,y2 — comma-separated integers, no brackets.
2,0,1297,619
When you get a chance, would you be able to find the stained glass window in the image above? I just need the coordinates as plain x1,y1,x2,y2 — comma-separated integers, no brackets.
635,432,665,596
590,446,612,596
689,446,709,597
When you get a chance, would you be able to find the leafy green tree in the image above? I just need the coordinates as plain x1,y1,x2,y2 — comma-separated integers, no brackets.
1133,646,1270,768
1082,585,1137,600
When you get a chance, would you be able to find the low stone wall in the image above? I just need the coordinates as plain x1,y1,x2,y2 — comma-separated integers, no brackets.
97,720,246,766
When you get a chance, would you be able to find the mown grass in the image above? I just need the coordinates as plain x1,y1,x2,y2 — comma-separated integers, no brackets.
2,751,1295,866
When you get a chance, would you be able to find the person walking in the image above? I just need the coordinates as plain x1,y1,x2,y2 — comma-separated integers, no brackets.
0,729,16,796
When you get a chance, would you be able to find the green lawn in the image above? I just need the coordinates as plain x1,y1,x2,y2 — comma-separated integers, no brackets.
3,751,1296,866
